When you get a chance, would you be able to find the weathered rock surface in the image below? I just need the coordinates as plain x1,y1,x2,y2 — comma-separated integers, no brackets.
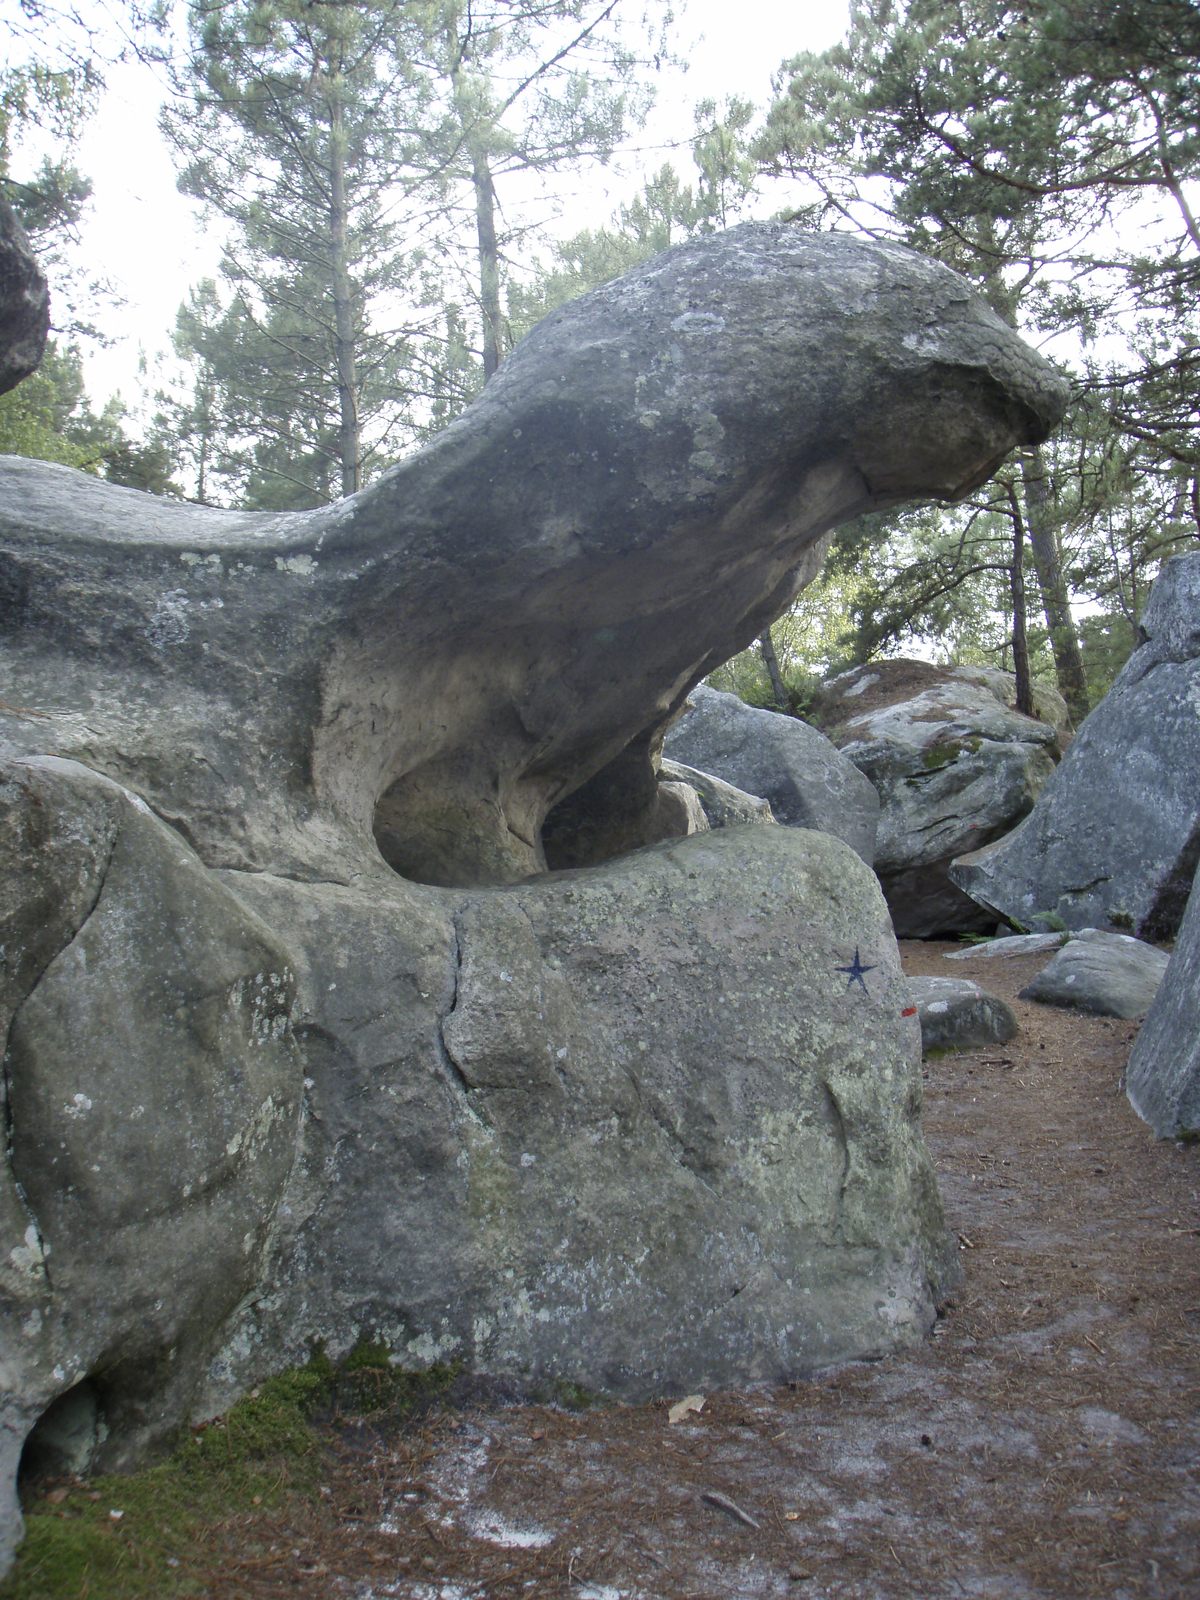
1017,930,1169,1020
0,223,1065,1566
1126,866,1200,1138
955,664,1073,742
905,977,1018,1054
944,932,1067,960
0,198,48,396
951,554,1200,940
809,661,1063,938
0,755,301,1566
659,758,776,829
1,223,1066,892
662,685,879,864
194,826,958,1419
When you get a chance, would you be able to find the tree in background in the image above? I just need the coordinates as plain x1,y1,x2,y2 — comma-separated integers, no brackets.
0,337,181,489
159,0,671,506
1,1,185,482
754,0,1200,722
404,0,664,382
508,96,758,336
162,0,435,505
162,0,440,507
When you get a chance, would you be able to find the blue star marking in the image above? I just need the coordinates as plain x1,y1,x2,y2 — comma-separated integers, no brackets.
836,946,876,992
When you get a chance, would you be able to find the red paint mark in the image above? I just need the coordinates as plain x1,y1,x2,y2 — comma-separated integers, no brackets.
901,1006,918,1017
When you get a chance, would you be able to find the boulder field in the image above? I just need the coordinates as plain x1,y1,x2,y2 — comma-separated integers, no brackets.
809,661,1067,938
0,222,1068,1568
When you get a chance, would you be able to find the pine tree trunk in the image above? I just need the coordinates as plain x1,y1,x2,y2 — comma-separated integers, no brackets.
329,98,361,497
1021,446,1089,724
759,628,789,711
472,145,503,381
1005,486,1033,718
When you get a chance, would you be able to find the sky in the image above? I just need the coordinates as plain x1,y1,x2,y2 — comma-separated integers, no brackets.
15,0,852,414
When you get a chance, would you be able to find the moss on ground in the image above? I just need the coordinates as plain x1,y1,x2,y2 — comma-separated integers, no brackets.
2,1344,460,1599
531,1376,604,1412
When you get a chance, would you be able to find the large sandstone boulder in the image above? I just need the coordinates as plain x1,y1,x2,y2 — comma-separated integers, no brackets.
808,661,1064,937
0,223,1065,1567
951,554,1200,940
662,684,879,864
0,198,49,395
0,756,301,1565
198,826,957,1414
1126,866,1200,1138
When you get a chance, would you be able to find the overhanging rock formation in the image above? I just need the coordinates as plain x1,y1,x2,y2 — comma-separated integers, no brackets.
0,223,1066,1568
1,225,1066,890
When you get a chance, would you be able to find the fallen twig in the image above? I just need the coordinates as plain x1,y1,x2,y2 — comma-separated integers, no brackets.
701,1489,761,1530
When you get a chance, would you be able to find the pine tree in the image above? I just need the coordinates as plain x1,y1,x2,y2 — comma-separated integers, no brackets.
163,0,439,505
507,98,759,345
755,0,1200,720
404,0,666,380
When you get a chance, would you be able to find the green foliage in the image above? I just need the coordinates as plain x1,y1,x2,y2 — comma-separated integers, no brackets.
325,1338,461,1416
0,370,86,467
411,0,660,379
705,557,873,718
2,1363,327,1600
920,739,982,772
509,97,759,342
754,0,1200,715
162,0,435,505
0,343,182,494
531,1376,604,1411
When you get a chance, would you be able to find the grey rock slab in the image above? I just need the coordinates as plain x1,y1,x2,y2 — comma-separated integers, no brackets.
944,932,1068,960
0,754,302,1563
1126,864,1200,1138
663,685,879,864
659,758,776,829
810,660,1062,938
951,553,1200,941
196,825,961,1417
1017,932,1169,1020
1,224,1066,892
0,198,49,396
904,976,1018,1054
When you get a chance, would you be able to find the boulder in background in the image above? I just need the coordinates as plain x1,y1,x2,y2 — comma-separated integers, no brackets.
663,685,879,865
809,661,1063,937
905,976,1018,1054
1017,930,1169,1020
659,758,776,829
951,554,1200,941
